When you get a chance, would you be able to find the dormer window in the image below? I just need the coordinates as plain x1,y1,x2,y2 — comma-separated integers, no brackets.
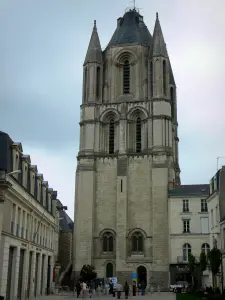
123,60,130,94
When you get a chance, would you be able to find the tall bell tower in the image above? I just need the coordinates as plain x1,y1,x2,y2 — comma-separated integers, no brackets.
73,8,180,290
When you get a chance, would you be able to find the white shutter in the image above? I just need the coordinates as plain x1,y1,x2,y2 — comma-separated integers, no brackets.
201,217,209,234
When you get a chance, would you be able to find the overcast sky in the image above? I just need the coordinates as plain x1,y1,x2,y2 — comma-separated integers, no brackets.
0,0,224,219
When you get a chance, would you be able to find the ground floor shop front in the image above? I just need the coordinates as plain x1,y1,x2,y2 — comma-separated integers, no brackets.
0,234,54,300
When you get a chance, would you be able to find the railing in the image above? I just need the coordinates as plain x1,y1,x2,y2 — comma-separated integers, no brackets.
177,256,200,263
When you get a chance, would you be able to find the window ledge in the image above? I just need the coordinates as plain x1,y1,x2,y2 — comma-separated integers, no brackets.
180,212,192,215
198,212,208,214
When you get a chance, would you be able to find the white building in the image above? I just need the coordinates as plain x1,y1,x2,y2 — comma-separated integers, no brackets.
168,184,210,285
0,131,62,300
207,166,225,289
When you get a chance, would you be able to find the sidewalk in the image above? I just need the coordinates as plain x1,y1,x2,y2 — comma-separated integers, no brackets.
34,291,175,300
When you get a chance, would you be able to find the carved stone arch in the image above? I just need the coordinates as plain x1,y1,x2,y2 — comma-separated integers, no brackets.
99,109,120,123
127,228,147,239
127,108,148,152
99,229,116,254
127,106,149,121
114,49,137,66
98,228,116,238
104,260,115,278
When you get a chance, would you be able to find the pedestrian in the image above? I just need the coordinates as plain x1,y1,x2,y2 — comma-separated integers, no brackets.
82,281,87,298
124,281,129,299
140,281,145,296
89,280,94,298
116,281,122,299
75,281,81,298
109,280,113,295
132,281,136,296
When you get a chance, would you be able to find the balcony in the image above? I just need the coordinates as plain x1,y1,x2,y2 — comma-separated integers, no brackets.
177,256,200,263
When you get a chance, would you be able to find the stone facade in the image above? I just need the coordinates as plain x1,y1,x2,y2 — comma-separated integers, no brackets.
168,185,210,285
0,132,63,300
73,9,180,290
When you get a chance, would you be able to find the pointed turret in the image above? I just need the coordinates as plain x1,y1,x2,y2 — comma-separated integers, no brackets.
149,13,168,58
84,20,103,65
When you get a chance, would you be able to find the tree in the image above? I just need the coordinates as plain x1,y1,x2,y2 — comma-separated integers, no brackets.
199,251,207,287
80,264,97,283
208,248,221,288
188,253,197,286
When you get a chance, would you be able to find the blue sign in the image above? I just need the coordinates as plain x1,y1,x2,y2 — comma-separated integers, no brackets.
132,272,137,279
109,277,117,288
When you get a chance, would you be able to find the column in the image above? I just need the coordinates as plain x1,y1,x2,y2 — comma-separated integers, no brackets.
21,249,29,300
30,251,36,297
42,254,48,295
0,240,9,297
12,246,20,300
36,253,42,296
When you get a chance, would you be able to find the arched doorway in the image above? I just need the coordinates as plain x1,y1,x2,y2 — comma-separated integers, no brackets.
106,262,113,278
137,266,147,287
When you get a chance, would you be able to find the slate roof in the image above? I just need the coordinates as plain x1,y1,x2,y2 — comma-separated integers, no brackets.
168,184,210,197
59,209,74,233
107,9,152,48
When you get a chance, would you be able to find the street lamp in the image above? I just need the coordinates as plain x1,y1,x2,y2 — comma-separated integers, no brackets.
0,169,21,203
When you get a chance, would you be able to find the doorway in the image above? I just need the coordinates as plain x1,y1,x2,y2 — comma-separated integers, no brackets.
106,263,113,278
137,266,147,287
34,253,40,297
6,247,14,300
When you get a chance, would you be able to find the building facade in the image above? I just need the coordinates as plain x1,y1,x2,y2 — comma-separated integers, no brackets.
168,184,210,285
207,166,225,289
73,7,180,290
0,131,61,300
57,209,73,286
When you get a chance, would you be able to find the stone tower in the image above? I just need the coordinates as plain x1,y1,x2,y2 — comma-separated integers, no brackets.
73,8,180,290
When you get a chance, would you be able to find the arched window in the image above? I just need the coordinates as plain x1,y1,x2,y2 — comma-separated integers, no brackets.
106,263,113,278
183,243,191,262
108,119,115,154
136,117,142,153
96,66,100,98
123,60,130,94
84,68,88,102
150,61,153,97
163,60,166,95
170,86,174,120
103,232,114,252
132,232,144,252
202,243,210,255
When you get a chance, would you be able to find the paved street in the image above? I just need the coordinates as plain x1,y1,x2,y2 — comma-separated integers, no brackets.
36,292,176,300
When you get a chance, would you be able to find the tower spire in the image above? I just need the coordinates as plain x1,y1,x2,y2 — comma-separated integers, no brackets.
84,20,103,65
149,13,168,57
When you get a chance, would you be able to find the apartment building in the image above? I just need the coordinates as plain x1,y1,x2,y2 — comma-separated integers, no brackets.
168,184,210,286
0,131,64,300
207,166,225,289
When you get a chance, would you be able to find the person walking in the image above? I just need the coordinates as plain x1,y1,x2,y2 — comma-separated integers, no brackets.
75,281,82,298
116,281,122,299
89,280,94,298
124,282,129,299
82,282,87,298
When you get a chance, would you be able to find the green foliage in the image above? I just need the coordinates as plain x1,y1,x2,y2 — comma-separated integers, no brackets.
208,248,221,276
199,251,207,272
188,253,197,274
80,264,97,283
